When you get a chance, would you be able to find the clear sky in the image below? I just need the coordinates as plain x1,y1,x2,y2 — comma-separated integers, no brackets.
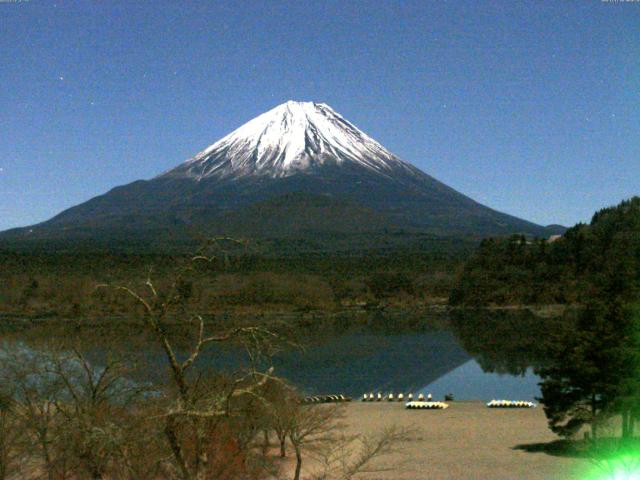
1,0,638,231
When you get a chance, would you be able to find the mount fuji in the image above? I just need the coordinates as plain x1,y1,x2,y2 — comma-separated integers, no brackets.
1,101,561,251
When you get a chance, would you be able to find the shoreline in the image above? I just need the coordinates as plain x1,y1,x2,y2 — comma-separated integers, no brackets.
0,303,570,324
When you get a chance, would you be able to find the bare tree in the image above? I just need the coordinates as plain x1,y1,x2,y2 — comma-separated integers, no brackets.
0,339,154,480
3,349,66,480
0,392,24,480
48,346,150,480
258,379,300,458
288,404,344,480
0,342,71,480
100,239,287,480
280,400,413,480
310,426,413,480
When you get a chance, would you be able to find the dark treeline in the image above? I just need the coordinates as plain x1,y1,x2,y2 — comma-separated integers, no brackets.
449,236,578,306
0,243,469,317
450,196,640,307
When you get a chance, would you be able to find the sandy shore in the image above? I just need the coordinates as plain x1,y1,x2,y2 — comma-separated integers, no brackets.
290,401,591,480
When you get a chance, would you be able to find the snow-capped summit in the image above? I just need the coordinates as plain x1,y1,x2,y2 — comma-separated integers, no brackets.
162,101,412,180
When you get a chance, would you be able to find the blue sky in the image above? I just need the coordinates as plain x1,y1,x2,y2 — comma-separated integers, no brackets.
1,0,638,231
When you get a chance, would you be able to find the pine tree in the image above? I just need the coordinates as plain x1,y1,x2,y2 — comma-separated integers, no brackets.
537,301,624,438
537,204,640,440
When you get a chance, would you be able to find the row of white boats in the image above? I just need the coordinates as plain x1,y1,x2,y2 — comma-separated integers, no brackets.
361,392,434,402
300,394,537,409
361,393,537,409
486,399,536,408
405,401,449,409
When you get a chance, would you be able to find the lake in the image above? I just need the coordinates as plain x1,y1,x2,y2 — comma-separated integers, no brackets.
0,309,550,402
209,329,543,401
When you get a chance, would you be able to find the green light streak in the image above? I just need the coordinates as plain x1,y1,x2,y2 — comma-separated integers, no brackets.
580,443,640,480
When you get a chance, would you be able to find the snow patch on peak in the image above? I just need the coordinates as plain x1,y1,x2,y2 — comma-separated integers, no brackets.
163,101,413,180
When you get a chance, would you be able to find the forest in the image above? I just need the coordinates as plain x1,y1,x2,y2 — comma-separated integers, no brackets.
0,243,466,318
450,197,640,308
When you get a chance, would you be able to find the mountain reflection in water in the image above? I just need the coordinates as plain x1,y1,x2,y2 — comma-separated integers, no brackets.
421,361,541,401
264,331,471,396
1,309,558,400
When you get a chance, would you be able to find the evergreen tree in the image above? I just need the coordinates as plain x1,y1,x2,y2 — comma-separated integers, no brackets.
537,300,638,439
536,197,640,440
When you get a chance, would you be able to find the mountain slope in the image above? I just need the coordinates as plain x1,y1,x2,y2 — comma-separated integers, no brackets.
0,101,559,251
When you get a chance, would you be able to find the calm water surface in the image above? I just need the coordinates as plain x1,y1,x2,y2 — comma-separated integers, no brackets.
2,309,548,401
